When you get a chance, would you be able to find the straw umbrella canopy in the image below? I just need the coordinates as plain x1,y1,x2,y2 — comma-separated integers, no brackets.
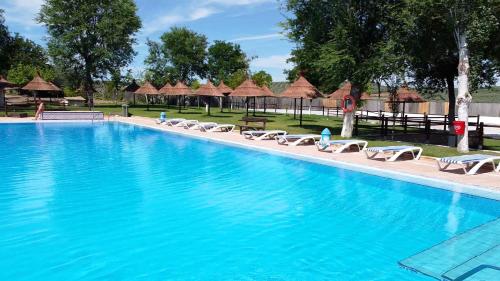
217,80,233,95
230,79,266,116
0,75,16,89
22,74,61,92
280,75,323,126
159,83,174,95
194,81,223,115
122,79,140,105
134,81,159,110
169,81,193,113
217,80,233,112
158,82,174,108
386,84,425,116
22,73,62,104
327,81,352,100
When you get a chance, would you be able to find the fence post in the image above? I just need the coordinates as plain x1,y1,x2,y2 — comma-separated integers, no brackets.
354,115,359,136
404,115,408,134
476,115,480,128
425,120,431,143
322,106,325,116
443,114,447,131
478,122,484,149
336,107,339,117
380,114,385,136
384,117,389,137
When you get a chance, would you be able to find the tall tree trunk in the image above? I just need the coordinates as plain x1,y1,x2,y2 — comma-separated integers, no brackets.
83,58,94,111
446,75,456,146
456,33,472,153
341,85,361,138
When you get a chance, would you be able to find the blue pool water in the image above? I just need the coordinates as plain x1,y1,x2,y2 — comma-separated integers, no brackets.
0,122,499,280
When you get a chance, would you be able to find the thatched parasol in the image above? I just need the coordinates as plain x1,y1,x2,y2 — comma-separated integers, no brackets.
217,80,233,95
387,84,425,116
328,81,352,100
171,81,193,113
194,81,223,115
0,76,16,89
22,74,61,92
134,81,159,110
123,79,140,105
230,79,266,116
159,83,175,95
280,75,323,126
217,80,233,112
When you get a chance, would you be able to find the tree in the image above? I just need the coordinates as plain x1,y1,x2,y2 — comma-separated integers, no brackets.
145,27,207,85
7,64,55,85
284,0,399,137
0,9,11,75
226,69,247,89
252,70,272,87
401,0,500,152
38,0,141,109
207,40,249,83
1,10,49,76
190,80,201,90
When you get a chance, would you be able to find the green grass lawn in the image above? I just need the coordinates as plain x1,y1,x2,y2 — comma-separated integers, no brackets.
3,103,499,158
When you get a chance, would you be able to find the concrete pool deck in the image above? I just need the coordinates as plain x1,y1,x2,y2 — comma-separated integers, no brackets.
2,116,500,200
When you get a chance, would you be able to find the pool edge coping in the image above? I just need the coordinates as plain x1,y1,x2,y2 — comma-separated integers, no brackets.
115,119,500,201
2,118,498,201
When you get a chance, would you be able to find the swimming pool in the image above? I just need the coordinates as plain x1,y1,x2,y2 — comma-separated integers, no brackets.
1,122,498,280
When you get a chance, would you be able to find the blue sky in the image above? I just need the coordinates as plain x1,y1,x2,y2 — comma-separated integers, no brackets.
0,0,295,81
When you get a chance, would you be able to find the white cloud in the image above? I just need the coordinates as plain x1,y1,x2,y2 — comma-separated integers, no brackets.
0,0,44,28
142,6,218,36
230,33,283,42
251,54,292,69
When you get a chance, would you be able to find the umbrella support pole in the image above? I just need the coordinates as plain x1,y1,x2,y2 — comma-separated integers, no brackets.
293,98,297,119
253,96,256,116
300,97,303,127
246,97,249,116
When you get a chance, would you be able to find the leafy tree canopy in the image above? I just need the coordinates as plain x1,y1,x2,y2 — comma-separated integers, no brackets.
207,40,249,84
38,0,141,106
145,27,208,85
252,70,272,87
226,69,248,89
0,9,49,76
283,0,400,95
7,63,55,85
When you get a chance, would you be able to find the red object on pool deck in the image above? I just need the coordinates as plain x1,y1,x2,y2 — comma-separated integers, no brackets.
453,120,466,135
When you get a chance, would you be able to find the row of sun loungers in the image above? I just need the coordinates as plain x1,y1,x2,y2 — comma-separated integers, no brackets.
155,118,499,175
157,118,235,133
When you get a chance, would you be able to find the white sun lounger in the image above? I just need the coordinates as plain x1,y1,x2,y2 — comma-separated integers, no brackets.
174,119,198,128
365,146,423,161
437,154,500,175
316,139,368,153
276,134,321,146
188,122,218,130
164,118,187,126
201,124,235,132
243,130,287,140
